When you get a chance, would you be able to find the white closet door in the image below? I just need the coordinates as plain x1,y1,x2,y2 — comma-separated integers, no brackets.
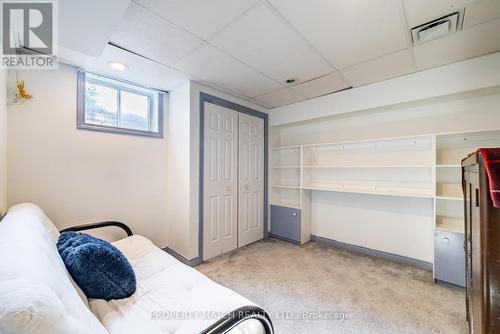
238,113,264,247
203,103,238,260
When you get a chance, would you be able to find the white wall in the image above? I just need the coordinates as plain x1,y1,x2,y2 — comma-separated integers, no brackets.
271,86,500,263
271,51,500,126
273,87,500,146
5,64,267,257
313,193,434,262
7,65,170,246
166,81,268,260
0,70,7,215
165,82,192,257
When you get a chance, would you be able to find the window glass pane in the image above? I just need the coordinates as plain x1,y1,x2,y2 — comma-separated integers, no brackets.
120,91,150,131
79,72,162,137
84,82,118,127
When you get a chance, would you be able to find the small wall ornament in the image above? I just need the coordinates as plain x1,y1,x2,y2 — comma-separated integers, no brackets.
13,79,33,104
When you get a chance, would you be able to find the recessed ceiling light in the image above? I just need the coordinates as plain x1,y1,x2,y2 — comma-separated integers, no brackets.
108,61,128,71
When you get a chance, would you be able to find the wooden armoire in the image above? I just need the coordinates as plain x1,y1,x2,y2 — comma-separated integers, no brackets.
462,151,500,334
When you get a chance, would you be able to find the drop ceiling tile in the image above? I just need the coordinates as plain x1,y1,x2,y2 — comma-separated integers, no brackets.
59,0,130,57
60,45,189,91
174,43,282,98
413,18,500,70
291,72,350,99
253,88,306,108
403,0,476,27
463,0,500,28
97,46,189,91
59,46,98,68
340,49,414,87
269,0,408,69
209,2,332,84
249,99,274,109
110,3,203,66
133,0,259,40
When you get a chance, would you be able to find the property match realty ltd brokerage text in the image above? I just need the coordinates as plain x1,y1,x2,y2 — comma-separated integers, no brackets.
151,310,352,321
1,0,58,69
271,310,351,321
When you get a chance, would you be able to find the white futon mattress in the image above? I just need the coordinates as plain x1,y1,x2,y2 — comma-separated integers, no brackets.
89,235,265,334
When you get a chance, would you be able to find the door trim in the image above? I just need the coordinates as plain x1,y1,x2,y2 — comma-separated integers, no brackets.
199,93,269,261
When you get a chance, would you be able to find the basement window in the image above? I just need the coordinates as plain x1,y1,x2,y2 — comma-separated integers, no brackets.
77,71,163,138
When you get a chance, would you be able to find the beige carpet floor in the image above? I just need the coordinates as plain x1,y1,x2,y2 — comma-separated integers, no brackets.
196,238,467,334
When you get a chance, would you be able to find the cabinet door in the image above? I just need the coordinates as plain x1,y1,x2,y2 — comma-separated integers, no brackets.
469,170,484,334
464,172,473,325
270,205,301,243
434,230,465,287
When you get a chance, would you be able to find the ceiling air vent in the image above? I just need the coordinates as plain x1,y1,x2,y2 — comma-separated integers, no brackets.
411,11,463,45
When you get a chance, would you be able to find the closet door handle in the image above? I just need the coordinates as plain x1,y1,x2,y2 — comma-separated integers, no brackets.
226,185,232,192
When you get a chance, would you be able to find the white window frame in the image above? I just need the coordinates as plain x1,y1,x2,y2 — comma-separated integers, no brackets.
77,70,164,138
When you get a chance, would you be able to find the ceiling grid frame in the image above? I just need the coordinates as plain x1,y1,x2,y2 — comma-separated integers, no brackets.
130,0,290,97
59,0,500,109
263,0,354,88
400,0,418,71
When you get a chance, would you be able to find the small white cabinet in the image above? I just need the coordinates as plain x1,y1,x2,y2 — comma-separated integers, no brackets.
434,230,465,287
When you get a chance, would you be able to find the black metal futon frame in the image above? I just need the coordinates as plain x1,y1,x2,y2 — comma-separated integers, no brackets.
61,221,274,334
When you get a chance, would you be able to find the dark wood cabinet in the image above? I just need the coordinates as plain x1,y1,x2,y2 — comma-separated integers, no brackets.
463,152,500,334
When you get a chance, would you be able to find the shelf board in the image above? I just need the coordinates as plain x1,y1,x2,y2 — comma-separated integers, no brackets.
301,185,433,199
302,165,432,168
436,164,461,168
272,185,301,189
271,145,300,150
436,195,463,201
272,166,301,169
436,129,500,139
270,202,301,209
435,216,464,234
300,134,432,148
274,129,500,152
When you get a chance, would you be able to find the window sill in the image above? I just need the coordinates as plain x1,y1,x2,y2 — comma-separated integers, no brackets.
77,122,163,138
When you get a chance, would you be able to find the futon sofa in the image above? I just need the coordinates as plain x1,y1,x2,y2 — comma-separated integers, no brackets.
0,204,273,334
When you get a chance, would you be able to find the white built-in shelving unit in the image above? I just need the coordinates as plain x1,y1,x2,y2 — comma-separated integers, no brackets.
271,129,500,239
271,146,302,209
432,130,500,233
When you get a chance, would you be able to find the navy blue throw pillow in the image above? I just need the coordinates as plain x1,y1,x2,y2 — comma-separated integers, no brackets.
57,232,136,301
